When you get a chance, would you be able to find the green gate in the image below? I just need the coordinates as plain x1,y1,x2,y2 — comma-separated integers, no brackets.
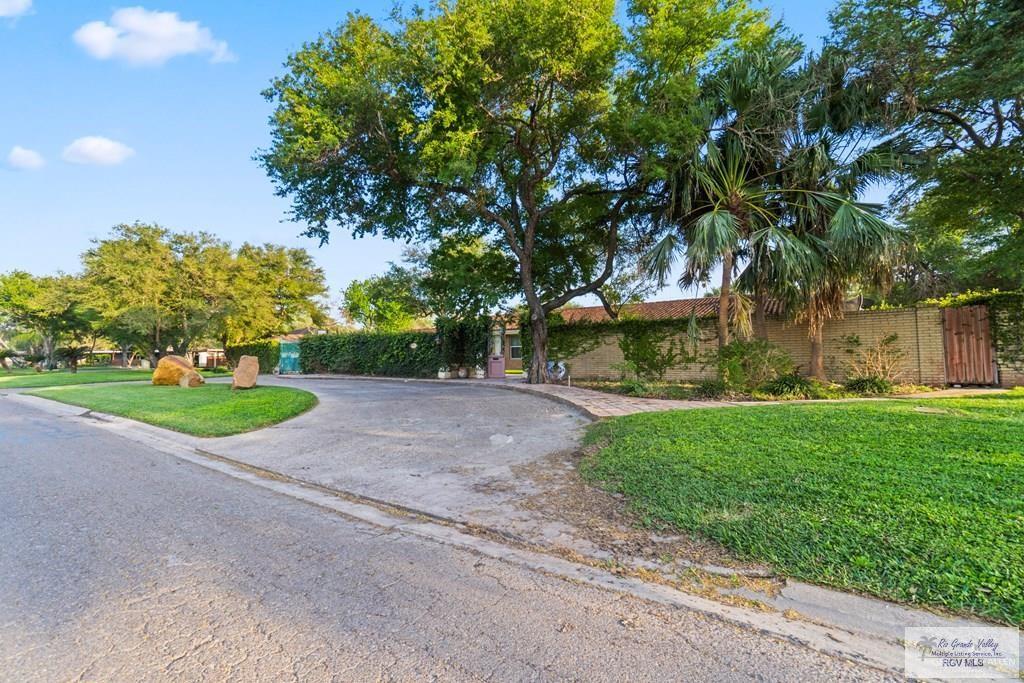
279,341,301,374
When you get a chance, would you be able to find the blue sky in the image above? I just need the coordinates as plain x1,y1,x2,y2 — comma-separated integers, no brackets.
0,1,846,303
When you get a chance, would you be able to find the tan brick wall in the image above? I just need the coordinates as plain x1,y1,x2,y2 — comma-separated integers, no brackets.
563,307,949,385
999,367,1024,388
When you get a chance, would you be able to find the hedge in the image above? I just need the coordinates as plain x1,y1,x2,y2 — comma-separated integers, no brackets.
299,331,443,378
225,340,280,374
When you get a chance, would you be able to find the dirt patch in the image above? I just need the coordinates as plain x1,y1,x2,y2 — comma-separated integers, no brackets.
512,447,770,577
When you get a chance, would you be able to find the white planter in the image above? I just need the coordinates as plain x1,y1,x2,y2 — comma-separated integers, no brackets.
438,369,452,379
473,366,486,379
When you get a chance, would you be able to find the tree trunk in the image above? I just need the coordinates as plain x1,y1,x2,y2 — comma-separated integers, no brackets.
753,285,767,340
526,302,548,384
42,335,56,370
151,327,163,366
717,250,734,350
809,324,826,381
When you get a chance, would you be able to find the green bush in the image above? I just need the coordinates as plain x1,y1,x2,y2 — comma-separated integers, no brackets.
757,373,815,398
225,340,281,374
436,316,491,369
692,379,727,399
299,331,442,378
845,376,894,395
709,339,795,391
619,378,653,397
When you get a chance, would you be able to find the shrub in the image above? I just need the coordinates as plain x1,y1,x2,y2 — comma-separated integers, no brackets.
839,333,906,382
757,373,815,399
708,339,795,391
692,379,727,399
226,340,281,374
299,331,442,378
844,376,895,395
619,378,653,397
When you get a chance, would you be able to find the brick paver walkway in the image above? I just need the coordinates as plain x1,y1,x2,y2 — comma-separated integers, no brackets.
498,381,738,418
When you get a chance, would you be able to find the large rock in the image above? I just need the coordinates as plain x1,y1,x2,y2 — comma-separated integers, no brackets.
152,355,204,387
232,355,259,390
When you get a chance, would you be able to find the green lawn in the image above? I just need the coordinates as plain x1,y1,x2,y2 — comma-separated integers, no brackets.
27,383,317,437
582,391,1024,625
0,367,153,389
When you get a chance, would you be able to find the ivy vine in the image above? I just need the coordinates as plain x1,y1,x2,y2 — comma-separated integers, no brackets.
921,290,1024,372
520,312,708,378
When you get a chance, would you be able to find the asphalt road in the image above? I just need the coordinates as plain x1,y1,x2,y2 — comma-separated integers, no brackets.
0,397,887,682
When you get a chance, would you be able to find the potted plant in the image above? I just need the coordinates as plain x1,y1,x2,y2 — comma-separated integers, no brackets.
438,366,452,379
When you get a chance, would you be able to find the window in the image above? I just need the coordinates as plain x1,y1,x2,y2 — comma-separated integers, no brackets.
508,333,522,360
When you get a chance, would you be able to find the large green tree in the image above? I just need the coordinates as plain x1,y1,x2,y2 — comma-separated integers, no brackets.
341,265,429,332
224,244,329,344
260,0,766,382
0,271,97,369
83,223,328,362
827,0,1024,295
83,224,213,363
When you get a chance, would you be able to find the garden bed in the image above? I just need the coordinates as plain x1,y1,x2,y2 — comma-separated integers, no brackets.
574,377,934,401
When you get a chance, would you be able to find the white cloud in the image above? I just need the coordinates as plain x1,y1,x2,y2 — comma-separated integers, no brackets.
7,145,45,170
72,7,235,66
62,137,135,166
0,0,31,18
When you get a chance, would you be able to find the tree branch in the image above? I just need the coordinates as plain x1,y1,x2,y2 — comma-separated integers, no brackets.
921,107,989,149
542,195,628,312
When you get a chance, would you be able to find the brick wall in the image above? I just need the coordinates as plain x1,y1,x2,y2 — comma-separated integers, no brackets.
563,307,951,385
1000,366,1024,388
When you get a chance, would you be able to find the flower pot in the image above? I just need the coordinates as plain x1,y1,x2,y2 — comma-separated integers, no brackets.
437,368,452,379
457,367,469,379
473,366,486,379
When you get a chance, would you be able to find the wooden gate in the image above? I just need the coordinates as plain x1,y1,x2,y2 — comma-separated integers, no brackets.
943,306,996,385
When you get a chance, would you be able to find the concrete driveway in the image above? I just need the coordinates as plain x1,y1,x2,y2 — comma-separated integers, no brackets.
202,377,588,526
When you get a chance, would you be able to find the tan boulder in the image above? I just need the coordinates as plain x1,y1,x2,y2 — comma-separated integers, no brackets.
231,355,259,390
152,355,205,387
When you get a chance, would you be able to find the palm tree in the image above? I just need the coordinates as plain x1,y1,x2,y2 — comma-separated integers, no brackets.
646,44,807,349
770,55,907,379
647,44,905,374
646,139,776,349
